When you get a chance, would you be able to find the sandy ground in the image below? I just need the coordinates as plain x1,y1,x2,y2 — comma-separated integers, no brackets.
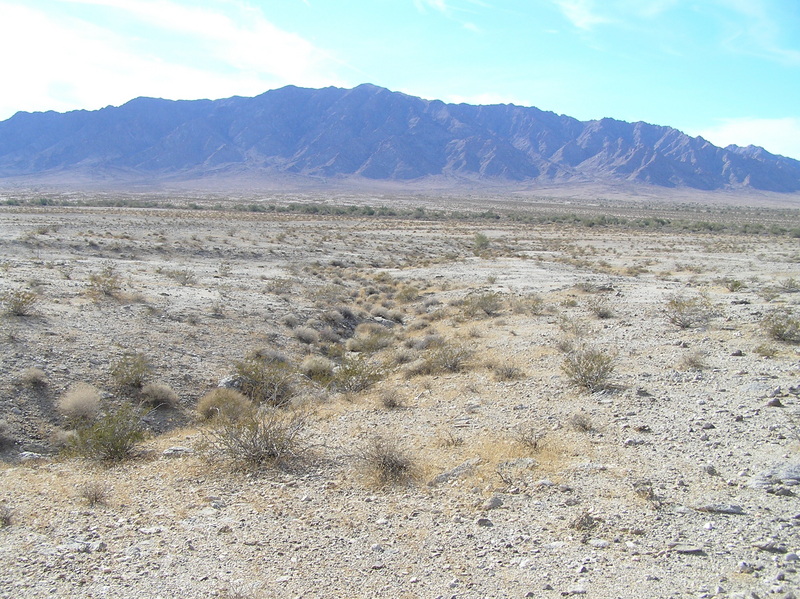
0,196,799,598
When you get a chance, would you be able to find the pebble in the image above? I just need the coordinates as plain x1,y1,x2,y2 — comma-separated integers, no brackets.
476,517,493,527
588,539,610,548
695,503,744,515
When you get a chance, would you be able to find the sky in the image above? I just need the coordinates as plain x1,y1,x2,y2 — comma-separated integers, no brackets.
1,0,799,159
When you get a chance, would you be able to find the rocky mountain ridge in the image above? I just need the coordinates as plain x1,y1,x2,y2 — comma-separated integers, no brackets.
1,83,799,192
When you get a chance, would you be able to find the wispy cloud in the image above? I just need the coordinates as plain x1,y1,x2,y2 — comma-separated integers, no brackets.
696,117,800,161
0,0,346,119
413,0,488,31
717,0,800,65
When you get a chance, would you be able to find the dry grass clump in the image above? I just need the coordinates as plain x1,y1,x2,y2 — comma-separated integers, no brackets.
1,288,38,316
78,480,111,507
110,352,151,390
139,382,179,408
379,388,404,409
196,388,253,421
510,293,545,315
360,436,416,486
487,361,525,381
678,351,707,371
762,309,800,343
404,343,473,377
18,367,47,388
345,323,394,353
0,504,12,527
569,412,594,432
294,326,320,345
585,296,614,319
664,293,713,329
203,408,307,469
300,355,335,384
58,383,102,424
561,345,615,392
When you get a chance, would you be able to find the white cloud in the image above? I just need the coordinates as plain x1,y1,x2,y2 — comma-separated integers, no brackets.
0,0,347,120
550,0,610,30
695,117,800,161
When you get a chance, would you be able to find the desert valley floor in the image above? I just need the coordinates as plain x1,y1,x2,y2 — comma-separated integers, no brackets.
0,192,799,598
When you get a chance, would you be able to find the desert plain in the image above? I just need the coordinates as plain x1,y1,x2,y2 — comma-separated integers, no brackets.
0,191,799,598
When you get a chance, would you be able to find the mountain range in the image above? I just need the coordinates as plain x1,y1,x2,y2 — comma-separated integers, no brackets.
1,83,799,193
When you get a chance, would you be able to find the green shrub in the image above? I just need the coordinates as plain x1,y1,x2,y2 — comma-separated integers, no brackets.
1,288,38,316
763,309,800,343
110,352,151,390
333,355,383,393
68,404,147,462
561,346,615,392
203,408,306,469
88,262,121,297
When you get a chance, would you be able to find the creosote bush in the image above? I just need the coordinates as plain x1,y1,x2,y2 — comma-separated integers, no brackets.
234,358,296,407
762,309,800,343
300,355,335,384
332,355,383,393
461,291,503,318
67,403,147,462
110,352,151,390
2,288,38,316
196,388,254,422
561,345,615,392
88,262,121,298
58,383,102,425
203,408,306,469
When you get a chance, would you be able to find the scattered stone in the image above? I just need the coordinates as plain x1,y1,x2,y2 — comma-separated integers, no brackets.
669,544,706,555
428,458,481,486
696,504,745,515
753,541,788,554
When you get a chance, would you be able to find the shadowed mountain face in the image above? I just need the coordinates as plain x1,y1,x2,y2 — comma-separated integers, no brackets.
1,83,799,192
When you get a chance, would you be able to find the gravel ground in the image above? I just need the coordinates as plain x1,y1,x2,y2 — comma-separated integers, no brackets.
1,199,799,598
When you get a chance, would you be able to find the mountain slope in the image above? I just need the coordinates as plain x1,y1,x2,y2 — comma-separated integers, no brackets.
1,83,799,192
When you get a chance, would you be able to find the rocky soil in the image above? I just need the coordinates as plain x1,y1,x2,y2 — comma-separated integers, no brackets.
0,195,799,598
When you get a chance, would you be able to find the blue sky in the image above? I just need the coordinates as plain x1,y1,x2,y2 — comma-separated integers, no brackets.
2,0,799,159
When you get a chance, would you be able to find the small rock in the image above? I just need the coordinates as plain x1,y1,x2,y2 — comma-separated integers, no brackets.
476,517,493,527
588,539,610,548
785,553,799,562
753,541,788,554
766,397,784,407
669,544,706,555
482,495,503,510
731,349,744,356
696,504,745,515
162,446,194,458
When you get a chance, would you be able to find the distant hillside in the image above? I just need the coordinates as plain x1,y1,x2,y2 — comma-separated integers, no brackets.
1,83,799,192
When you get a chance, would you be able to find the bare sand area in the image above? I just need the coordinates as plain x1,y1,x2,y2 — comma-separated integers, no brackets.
1,193,799,598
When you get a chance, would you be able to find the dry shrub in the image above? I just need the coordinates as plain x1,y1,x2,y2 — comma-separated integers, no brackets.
203,408,307,469
140,382,179,408
18,367,47,388
487,361,525,381
0,504,12,527
585,296,614,319
58,383,101,424
196,388,253,422
0,420,14,450
461,291,504,318
569,412,594,432
78,480,111,506
561,346,615,392
379,388,404,409
332,355,383,393
664,294,713,329
88,262,121,298
294,327,320,345
360,436,416,486
1,288,38,316
678,351,707,371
